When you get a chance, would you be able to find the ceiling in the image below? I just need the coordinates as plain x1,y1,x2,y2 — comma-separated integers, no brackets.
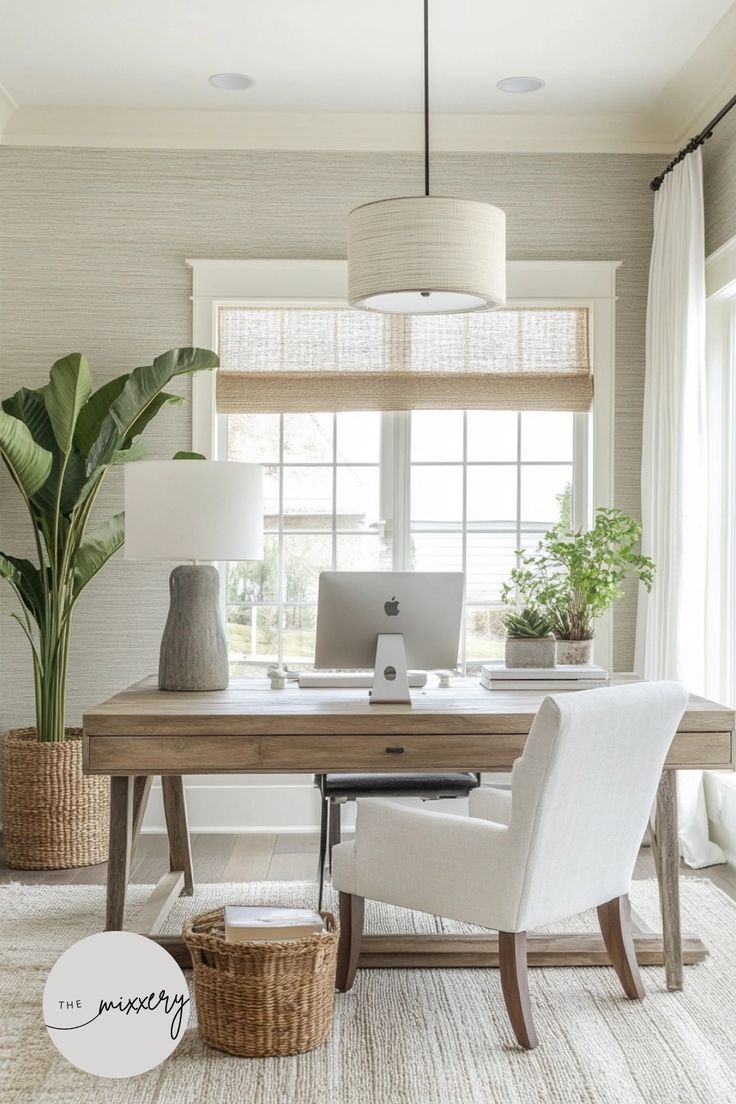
1,0,735,150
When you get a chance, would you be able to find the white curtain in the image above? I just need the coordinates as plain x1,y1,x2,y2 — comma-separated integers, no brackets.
636,148,725,868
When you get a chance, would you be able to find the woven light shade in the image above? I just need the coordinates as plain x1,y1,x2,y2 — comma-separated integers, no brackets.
347,196,506,314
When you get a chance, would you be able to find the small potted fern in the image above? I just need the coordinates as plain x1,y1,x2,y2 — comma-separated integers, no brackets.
500,607,557,669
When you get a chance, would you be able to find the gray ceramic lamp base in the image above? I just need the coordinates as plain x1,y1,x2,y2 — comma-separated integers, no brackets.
158,564,229,691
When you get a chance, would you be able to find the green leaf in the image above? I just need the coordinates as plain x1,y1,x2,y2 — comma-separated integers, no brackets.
2,388,56,453
2,389,63,521
124,391,184,446
44,354,93,454
0,408,54,498
0,553,45,625
85,347,218,475
173,450,206,460
74,375,127,456
73,512,125,597
111,439,146,465
151,347,219,378
31,448,87,517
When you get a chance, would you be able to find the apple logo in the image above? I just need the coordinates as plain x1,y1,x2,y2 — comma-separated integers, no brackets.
384,596,400,617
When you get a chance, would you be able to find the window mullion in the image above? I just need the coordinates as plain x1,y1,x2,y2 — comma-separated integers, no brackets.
277,413,285,667
572,411,590,529
515,412,522,602
379,412,394,570
460,411,468,675
393,412,411,571
332,412,338,570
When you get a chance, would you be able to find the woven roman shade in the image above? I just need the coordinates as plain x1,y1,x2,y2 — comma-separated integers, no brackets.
216,306,592,414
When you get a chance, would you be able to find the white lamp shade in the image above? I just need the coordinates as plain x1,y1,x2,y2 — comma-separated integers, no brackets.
347,196,506,314
124,460,263,562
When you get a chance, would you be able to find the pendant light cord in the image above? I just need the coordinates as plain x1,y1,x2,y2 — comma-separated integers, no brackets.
424,0,430,196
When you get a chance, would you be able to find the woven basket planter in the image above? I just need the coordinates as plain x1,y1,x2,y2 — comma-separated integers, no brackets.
1,728,110,869
183,906,338,1058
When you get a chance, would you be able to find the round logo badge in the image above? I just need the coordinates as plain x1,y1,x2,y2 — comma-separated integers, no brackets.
43,931,190,1079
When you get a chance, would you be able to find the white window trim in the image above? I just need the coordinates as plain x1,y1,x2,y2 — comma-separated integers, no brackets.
703,233,736,860
705,233,736,707
188,258,618,671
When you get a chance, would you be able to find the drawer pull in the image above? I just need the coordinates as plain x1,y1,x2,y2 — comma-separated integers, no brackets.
385,746,405,755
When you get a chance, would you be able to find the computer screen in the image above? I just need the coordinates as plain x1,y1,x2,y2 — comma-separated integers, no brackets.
315,571,465,672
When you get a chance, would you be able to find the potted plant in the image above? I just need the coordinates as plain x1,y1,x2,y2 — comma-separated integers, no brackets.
505,508,654,665
0,346,217,868
499,607,557,668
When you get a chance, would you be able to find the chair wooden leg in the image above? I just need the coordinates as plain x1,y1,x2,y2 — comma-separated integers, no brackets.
328,801,342,873
597,894,645,1000
336,892,364,992
499,931,538,1050
316,794,329,913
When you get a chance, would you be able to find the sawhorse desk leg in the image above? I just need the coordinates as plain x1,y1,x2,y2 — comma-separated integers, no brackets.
105,774,194,934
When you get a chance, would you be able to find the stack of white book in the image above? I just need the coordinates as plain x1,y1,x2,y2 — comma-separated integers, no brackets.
224,906,325,943
480,664,610,692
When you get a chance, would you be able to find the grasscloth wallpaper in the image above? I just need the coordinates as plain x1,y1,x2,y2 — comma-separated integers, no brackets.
704,107,736,256
0,146,663,737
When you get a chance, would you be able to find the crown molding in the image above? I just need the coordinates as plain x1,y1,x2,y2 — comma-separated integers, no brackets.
672,70,736,149
3,4,736,156
0,104,677,153
645,1,736,148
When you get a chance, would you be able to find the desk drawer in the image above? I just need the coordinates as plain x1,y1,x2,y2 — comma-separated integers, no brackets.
86,735,263,774
84,728,733,775
257,732,526,772
666,730,733,769
86,732,525,774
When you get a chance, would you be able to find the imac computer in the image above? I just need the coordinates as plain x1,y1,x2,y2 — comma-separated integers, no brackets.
311,571,465,705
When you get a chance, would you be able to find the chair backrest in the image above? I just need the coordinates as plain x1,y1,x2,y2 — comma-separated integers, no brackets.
508,680,688,931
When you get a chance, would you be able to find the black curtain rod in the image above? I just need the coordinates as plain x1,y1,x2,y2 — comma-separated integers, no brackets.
650,93,736,191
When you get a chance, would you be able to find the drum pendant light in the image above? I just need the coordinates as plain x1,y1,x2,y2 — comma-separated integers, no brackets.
347,0,506,314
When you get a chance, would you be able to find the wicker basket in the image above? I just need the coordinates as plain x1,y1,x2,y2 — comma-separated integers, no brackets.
183,906,339,1058
1,728,110,869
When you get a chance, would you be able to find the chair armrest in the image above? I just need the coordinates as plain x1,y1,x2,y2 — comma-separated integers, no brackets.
349,798,520,931
469,786,512,826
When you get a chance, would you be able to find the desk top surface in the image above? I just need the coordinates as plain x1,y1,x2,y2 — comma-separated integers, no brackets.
83,676,735,738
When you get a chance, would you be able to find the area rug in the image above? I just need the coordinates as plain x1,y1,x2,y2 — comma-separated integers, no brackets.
1,879,735,1104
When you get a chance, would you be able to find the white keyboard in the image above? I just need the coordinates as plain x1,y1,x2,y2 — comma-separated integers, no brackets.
298,671,428,689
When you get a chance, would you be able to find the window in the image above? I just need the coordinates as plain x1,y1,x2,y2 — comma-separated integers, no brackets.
224,406,580,675
225,411,384,675
704,235,736,707
189,258,616,671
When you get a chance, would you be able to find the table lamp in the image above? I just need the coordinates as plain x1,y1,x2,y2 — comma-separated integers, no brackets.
124,460,263,691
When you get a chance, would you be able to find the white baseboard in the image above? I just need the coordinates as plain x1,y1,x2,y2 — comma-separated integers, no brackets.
142,781,327,833
140,824,324,834
141,778,484,833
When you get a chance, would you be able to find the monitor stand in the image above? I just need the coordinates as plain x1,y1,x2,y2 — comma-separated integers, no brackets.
370,633,412,705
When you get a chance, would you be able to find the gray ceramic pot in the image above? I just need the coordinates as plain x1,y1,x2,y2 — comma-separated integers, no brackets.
504,635,557,669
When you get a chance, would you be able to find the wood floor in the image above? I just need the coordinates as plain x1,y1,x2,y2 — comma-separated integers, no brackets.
2,832,736,904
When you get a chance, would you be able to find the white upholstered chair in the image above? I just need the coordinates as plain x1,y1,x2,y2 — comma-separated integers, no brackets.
332,681,688,1049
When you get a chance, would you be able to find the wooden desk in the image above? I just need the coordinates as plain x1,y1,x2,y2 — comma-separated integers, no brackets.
83,677,735,989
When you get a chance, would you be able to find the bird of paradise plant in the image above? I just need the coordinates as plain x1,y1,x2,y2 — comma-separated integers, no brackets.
0,346,217,742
